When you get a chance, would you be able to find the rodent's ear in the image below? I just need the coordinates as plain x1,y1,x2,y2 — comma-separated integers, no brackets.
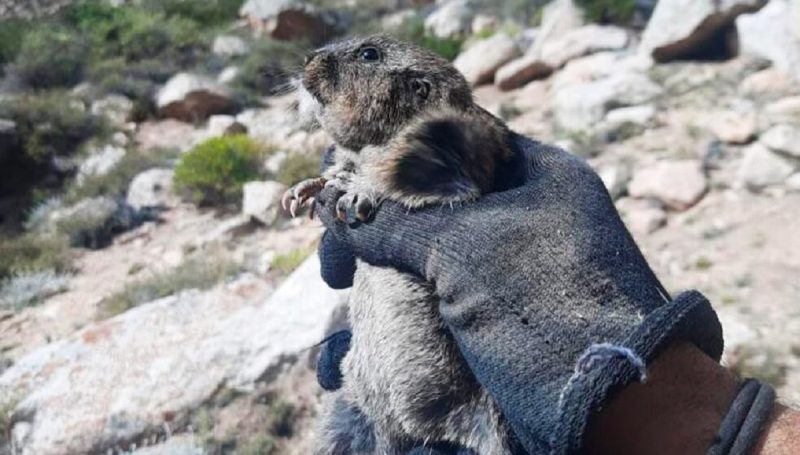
410,77,431,101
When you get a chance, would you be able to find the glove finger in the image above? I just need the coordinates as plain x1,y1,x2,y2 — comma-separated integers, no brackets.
317,330,352,391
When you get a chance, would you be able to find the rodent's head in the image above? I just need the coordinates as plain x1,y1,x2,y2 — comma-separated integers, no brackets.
297,35,473,150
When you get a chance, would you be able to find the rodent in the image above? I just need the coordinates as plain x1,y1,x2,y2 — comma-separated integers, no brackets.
285,35,515,454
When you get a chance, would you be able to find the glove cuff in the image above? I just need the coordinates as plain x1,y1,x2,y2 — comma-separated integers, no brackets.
553,290,724,454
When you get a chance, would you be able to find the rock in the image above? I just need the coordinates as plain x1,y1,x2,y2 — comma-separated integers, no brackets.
46,197,134,249
453,33,520,85
763,96,800,126
206,115,238,138
736,143,797,190
605,104,656,127
156,73,236,122
130,434,204,455
598,161,633,199
739,68,793,96
494,54,554,91
0,118,18,161
622,200,667,235
240,0,329,43
77,144,126,184
529,0,584,58
737,0,800,81
709,109,758,144
0,259,347,455
264,150,288,174
91,94,134,127
212,35,250,57
553,71,663,131
424,0,474,39
786,173,800,191
135,120,203,153
628,160,707,211
127,168,176,210
217,66,240,85
639,0,766,62
471,14,499,35
242,181,287,225
539,25,629,69
761,124,800,158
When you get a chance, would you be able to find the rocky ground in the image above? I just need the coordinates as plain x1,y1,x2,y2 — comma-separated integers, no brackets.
1,0,799,453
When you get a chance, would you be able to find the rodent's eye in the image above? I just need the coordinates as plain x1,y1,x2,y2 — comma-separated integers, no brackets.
358,47,380,62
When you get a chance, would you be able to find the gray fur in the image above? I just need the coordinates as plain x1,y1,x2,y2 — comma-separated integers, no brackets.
293,35,513,453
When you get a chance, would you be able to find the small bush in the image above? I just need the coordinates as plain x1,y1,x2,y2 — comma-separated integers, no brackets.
14,27,89,89
99,256,241,317
149,0,246,27
0,270,70,311
174,135,271,206
0,92,106,163
576,0,636,24
234,39,305,97
0,233,73,280
275,153,321,187
0,19,29,70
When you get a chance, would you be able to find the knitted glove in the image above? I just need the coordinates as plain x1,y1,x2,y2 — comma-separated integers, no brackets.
314,133,723,454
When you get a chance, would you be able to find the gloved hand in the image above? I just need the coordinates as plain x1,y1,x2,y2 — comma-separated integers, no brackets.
314,133,723,454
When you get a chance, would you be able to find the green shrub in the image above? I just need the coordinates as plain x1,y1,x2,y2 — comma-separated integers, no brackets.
275,153,321,187
149,0,246,27
0,92,106,163
270,247,313,275
14,27,89,88
0,19,29,70
234,39,305,97
99,256,241,317
576,0,636,24
174,135,271,206
0,233,73,280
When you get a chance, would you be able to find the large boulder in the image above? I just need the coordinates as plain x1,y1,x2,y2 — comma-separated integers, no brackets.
553,71,663,131
0,258,347,455
156,73,236,123
737,0,800,81
736,143,797,190
240,0,331,44
628,160,708,211
539,25,629,70
761,124,800,158
453,33,520,86
639,0,767,62
424,0,474,39
127,168,176,210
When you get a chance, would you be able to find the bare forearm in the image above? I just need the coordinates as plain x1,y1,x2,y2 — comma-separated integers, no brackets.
586,342,800,454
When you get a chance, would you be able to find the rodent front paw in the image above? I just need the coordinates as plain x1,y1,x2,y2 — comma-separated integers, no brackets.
336,191,377,225
282,177,327,218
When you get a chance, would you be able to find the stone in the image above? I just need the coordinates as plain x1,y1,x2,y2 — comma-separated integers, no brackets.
598,161,633,200
77,144,126,184
539,25,629,69
628,160,708,211
619,199,667,235
739,68,793,96
424,0,474,39
529,0,584,59
736,143,797,190
737,0,800,81
494,54,554,91
212,35,250,57
605,104,656,127
471,14,499,35
553,71,663,131
240,0,329,43
130,434,204,455
91,94,134,127
0,259,347,455
206,115,238,138
763,96,800,126
156,73,236,122
761,124,800,158
264,150,288,174
127,168,176,210
639,0,766,62
453,33,520,86
218,66,240,85
786,173,800,191
242,180,287,225
134,120,202,153
709,109,758,144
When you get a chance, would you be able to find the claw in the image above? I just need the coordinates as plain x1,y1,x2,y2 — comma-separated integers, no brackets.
308,198,316,220
281,191,292,212
290,199,300,218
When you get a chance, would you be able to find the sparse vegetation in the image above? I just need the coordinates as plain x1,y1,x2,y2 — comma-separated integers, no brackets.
275,153,321,187
0,233,73,280
695,256,713,271
0,395,20,447
575,0,636,24
0,19,29,71
270,247,313,275
393,16,464,61
174,135,272,206
99,256,241,317
14,27,89,89
233,39,305,99
0,270,71,311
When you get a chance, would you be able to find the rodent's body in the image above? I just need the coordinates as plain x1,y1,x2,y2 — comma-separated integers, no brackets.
287,35,514,453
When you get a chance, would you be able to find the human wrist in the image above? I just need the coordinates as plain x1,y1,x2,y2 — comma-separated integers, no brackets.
752,405,800,455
